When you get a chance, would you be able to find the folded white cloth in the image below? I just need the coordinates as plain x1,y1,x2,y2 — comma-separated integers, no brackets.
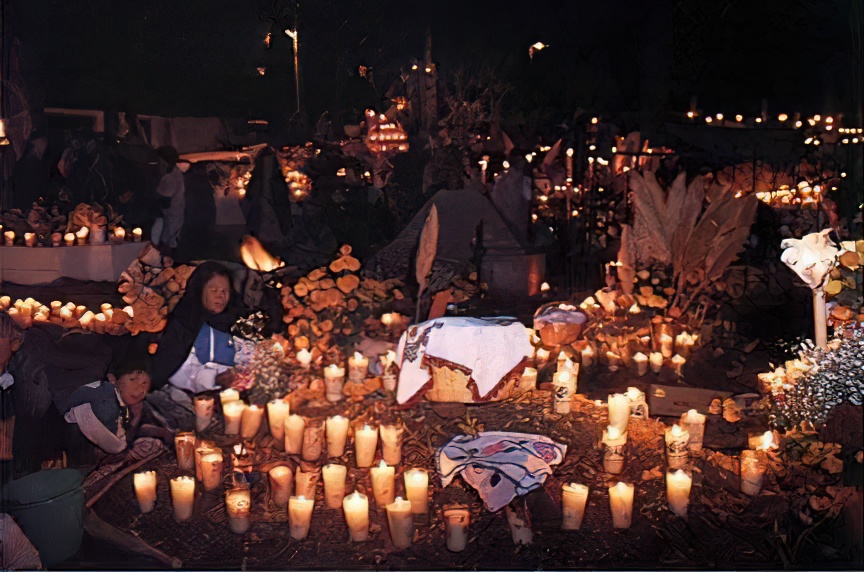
396,317,531,403
437,431,567,512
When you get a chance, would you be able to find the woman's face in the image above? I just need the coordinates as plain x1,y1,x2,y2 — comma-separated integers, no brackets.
202,274,231,314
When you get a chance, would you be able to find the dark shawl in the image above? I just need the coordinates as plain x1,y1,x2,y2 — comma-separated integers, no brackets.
150,261,246,389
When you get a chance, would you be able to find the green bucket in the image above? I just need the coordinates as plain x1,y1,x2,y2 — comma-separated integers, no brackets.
2,469,85,567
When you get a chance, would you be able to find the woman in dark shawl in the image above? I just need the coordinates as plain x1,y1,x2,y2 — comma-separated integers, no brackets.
150,262,246,392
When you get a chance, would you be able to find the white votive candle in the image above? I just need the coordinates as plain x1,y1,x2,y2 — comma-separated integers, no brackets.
240,404,264,439
660,333,674,358
632,352,648,376
219,388,240,406
267,399,290,441
288,495,314,540
354,424,378,468
193,394,215,432
223,400,246,435
343,491,370,541
649,352,663,374
580,344,595,368
379,423,404,465
284,414,306,454
174,432,197,472
370,460,396,508
326,415,350,457
679,409,706,454
519,367,538,392
608,482,635,529
134,471,157,513
671,354,686,376
200,451,224,492
443,506,471,551
404,468,429,514
194,442,216,481
665,424,690,470
268,466,293,508
324,364,346,402
348,351,369,381
740,450,766,496
561,483,589,530
225,487,251,534
607,393,630,433
553,368,576,414
387,497,415,549
170,476,195,521
296,348,312,369
601,425,628,475
322,464,348,509
666,469,692,517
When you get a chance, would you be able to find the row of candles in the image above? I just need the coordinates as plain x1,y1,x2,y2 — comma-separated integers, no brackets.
532,331,699,377
1,225,142,247
291,350,399,397
0,296,132,332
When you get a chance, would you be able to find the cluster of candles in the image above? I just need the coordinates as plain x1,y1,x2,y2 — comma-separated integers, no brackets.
533,326,698,378
133,394,474,552
1,225,142,247
0,296,132,332
293,349,399,395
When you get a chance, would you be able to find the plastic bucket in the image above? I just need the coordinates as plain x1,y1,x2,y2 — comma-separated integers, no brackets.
2,469,85,567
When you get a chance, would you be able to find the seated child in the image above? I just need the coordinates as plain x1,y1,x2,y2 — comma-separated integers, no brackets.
61,355,152,466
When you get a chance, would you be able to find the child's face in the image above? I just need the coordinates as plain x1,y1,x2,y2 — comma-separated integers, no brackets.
114,370,151,406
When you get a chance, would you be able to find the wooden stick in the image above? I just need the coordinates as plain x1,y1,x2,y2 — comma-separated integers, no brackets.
83,508,182,569
85,448,166,508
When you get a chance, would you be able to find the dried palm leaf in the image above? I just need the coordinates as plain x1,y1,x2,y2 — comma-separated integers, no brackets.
416,204,439,297
629,171,671,265
618,224,636,295
671,175,706,278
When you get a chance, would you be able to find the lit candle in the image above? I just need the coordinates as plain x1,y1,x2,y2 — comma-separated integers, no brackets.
51,232,62,246
666,469,692,517
552,368,576,414
268,466,293,508
380,312,394,331
675,332,698,359
232,443,251,473
59,306,73,322
649,352,664,374
343,491,370,541
379,423,404,465
267,399,290,441
601,425,628,475
556,351,569,372
284,414,305,454
607,393,630,433
354,424,378,468
301,419,325,462
4,231,14,246
240,404,264,439
324,364,346,402
75,226,89,245
24,233,36,247
170,476,195,521
679,409,706,454
749,430,777,451
606,351,621,372
370,460,396,508
288,495,315,540
219,388,240,406
608,482,635,529
535,347,550,366
134,470,157,513
193,395,215,432
442,505,470,552
294,468,318,499
112,227,126,242
321,464,347,509
632,352,648,376
222,400,246,435
326,415,350,458
740,450,766,496
64,232,75,246
671,354,686,376
561,483,589,530
49,300,62,315
505,505,533,545
194,441,216,481
580,344,595,368
132,227,143,242
665,424,690,470
380,350,398,391
0,296,9,310
519,367,537,392
659,333,674,358
174,431,197,472
225,487,252,534
296,348,312,369
404,468,429,514
348,351,369,382
200,451,224,492
387,497,415,549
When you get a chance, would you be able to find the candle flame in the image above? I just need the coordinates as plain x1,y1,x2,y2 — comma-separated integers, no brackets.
671,424,683,437
607,425,621,439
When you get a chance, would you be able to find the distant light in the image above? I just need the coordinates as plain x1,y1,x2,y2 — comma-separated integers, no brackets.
735,115,743,122
502,160,510,169
808,119,816,126
715,113,723,121
825,116,834,124
795,121,802,128
813,114,822,122
411,64,418,70
566,148,574,157
755,117,763,123
841,172,847,177
591,117,599,124
705,116,713,124
531,42,548,51
778,113,788,122
424,66,432,73
588,145,596,151
686,111,695,118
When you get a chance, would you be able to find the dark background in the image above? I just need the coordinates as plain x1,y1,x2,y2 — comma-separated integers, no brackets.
5,0,863,131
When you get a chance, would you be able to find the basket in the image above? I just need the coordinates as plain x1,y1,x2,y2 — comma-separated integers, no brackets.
424,358,518,403
533,301,587,347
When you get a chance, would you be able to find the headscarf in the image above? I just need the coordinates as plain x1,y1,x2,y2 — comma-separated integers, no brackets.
150,261,246,389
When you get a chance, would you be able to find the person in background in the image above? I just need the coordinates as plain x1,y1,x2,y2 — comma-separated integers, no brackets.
151,261,245,395
154,145,189,257
60,355,154,467
0,313,26,478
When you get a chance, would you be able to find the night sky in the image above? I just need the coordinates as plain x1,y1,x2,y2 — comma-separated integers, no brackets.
6,0,862,130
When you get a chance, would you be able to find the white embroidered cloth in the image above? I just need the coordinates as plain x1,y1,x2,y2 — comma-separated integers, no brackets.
436,431,567,512
395,317,532,403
